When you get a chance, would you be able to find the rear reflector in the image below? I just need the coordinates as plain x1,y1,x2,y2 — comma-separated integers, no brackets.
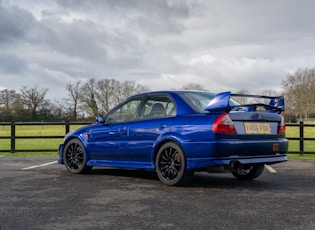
273,143,279,151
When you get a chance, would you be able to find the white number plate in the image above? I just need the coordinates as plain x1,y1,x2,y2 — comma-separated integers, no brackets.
244,122,271,134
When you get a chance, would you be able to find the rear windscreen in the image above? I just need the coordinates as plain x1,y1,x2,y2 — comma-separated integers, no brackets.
180,91,239,113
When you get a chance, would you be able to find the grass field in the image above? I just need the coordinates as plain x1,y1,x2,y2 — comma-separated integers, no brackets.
0,123,314,159
285,123,315,159
0,124,82,157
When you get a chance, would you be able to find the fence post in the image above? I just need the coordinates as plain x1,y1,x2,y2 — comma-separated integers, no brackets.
11,121,16,153
299,121,304,155
65,122,70,134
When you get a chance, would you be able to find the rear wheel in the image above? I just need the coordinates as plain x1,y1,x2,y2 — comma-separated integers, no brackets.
232,164,265,180
155,142,194,186
63,139,92,174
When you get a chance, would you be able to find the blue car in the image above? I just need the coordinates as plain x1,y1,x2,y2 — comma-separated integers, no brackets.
58,91,288,186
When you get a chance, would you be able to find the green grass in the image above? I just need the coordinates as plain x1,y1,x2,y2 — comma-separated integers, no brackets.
0,152,59,157
0,123,314,159
285,123,315,159
0,124,84,157
287,154,315,160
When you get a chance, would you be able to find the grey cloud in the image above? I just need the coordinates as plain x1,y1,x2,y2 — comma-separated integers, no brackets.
56,0,191,36
39,19,108,60
0,52,27,74
1,0,315,100
189,0,315,46
137,15,184,36
56,0,190,18
0,2,35,43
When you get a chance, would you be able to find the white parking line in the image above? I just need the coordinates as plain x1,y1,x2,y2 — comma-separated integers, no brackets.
21,161,58,170
265,165,277,173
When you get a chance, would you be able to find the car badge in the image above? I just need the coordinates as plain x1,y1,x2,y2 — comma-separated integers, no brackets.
257,114,263,120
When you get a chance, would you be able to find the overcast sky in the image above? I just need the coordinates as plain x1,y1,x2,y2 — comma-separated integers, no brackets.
1,0,315,100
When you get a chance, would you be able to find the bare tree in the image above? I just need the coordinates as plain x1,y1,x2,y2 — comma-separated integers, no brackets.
64,80,82,120
282,68,315,120
259,89,279,96
182,83,206,91
255,89,280,104
96,79,119,113
0,89,18,120
115,80,150,104
80,79,99,117
233,89,281,105
0,89,17,107
11,95,25,121
134,83,150,94
232,89,250,104
19,85,49,120
115,81,136,104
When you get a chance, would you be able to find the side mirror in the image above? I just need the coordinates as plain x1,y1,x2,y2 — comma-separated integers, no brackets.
95,115,105,123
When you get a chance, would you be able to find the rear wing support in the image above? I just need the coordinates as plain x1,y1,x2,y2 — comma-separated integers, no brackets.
205,91,285,114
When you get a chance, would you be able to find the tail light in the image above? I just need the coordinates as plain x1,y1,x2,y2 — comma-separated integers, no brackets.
278,115,285,134
212,114,237,134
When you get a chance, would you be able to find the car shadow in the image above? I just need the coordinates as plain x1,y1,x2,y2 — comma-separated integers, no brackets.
191,172,272,190
81,167,281,191
89,167,159,181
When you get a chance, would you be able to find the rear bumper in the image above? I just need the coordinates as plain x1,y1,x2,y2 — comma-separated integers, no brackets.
187,154,287,170
212,138,288,156
184,137,288,170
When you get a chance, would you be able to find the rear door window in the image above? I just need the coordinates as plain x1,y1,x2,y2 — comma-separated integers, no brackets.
139,95,176,120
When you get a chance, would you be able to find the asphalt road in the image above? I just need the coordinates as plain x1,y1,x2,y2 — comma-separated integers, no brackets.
0,156,314,230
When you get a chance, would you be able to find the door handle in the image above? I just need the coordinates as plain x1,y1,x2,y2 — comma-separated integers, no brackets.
118,127,128,135
158,125,168,131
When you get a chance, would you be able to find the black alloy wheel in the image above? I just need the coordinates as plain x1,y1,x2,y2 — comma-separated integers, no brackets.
63,139,92,174
156,142,194,186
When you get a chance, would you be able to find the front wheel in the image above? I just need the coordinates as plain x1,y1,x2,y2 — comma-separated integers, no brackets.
232,164,265,180
155,142,194,186
63,139,92,174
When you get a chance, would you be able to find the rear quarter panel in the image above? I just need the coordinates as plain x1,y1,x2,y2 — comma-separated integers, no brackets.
170,112,288,163
170,113,219,158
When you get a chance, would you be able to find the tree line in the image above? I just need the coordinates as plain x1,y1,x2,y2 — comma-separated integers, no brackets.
282,68,315,122
0,79,151,122
1,68,315,122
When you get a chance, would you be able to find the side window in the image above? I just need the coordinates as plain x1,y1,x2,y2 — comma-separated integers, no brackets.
139,96,176,119
106,99,142,124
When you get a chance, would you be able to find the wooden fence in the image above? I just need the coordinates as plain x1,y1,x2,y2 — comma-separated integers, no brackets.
286,122,315,154
0,122,90,153
0,121,314,154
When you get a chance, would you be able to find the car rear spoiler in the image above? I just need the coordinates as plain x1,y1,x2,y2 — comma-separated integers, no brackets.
205,91,285,114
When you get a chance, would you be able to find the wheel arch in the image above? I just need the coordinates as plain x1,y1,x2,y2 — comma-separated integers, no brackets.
152,135,187,167
62,137,92,174
62,135,89,157
154,138,194,186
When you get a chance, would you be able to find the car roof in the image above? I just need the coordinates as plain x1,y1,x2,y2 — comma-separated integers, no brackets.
132,90,212,97
128,90,214,114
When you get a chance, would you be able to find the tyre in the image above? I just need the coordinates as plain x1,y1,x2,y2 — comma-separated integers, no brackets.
155,142,194,186
63,139,92,174
232,164,265,180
